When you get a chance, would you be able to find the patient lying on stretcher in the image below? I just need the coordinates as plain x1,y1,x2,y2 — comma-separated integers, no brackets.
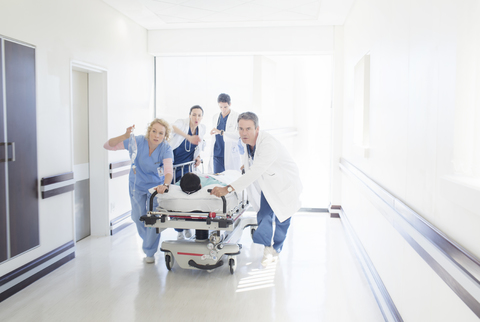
173,173,229,240
177,172,226,194
154,170,242,215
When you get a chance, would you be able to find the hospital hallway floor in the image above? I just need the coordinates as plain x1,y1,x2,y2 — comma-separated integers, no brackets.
0,212,384,322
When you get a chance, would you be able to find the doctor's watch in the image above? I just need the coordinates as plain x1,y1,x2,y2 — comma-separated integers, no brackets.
227,185,234,193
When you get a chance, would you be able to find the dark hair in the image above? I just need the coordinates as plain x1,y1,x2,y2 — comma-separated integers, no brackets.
217,93,231,105
237,111,259,129
189,105,204,115
180,172,201,194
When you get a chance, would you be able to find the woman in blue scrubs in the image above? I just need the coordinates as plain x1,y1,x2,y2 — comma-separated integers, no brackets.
170,105,206,183
104,118,173,264
170,105,206,239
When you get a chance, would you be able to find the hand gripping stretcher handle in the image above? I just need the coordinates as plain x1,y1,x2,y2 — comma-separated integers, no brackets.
148,186,169,212
207,189,227,214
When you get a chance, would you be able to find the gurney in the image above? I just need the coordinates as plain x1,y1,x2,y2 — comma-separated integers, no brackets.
140,170,257,274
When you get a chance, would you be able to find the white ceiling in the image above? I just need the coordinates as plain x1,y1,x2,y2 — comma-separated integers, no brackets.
102,0,354,30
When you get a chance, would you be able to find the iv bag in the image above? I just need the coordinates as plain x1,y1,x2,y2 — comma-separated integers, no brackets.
128,130,137,174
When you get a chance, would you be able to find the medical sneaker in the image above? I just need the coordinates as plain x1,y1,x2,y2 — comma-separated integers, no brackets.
271,247,279,261
177,231,185,240
261,246,276,267
144,256,155,264
184,229,193,239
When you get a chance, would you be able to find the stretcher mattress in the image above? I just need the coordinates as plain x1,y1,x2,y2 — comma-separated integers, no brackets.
156,170,242,213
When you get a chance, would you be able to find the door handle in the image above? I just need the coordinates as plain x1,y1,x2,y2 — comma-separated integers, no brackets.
8,142,15,162
0,142,15,162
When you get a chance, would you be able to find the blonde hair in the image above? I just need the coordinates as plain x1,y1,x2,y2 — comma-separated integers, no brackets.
146,118,171,142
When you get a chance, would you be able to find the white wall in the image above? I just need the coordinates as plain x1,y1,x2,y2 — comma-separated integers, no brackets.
0,0,153,274
336,0,480,320
148,26,334,55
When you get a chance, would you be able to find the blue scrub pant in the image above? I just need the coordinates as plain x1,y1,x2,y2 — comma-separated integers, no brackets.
213,156,225,173
252,192,291,253
129,184,161,257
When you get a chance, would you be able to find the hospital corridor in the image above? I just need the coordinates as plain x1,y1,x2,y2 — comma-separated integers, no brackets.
2,0,480,321
0,212,384,322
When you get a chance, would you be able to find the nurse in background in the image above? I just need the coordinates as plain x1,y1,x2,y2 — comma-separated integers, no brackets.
170,105,206,240
170,105,206,182
210,93,243,173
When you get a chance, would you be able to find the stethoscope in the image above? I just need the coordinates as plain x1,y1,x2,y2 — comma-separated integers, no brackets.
185,126,198,152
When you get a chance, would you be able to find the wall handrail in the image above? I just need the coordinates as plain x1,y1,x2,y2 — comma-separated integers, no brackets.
40,172,75,199
109,160,130,179
340,158,480,318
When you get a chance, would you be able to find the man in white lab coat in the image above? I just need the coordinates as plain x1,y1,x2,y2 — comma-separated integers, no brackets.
211,112,303,266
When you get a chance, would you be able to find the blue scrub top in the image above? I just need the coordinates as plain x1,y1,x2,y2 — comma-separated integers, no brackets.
247,144,256,159
173,127,198,181
173,127,197,165
123,135,173,191
214,114,228,157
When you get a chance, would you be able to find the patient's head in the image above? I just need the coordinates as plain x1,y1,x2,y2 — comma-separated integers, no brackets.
180,172,201,194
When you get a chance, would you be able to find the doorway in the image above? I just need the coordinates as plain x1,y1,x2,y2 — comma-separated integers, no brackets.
71,62,110,239
72,70,90,241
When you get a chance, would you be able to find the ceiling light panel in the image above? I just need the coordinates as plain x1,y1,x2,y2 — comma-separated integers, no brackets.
181,0,247,12
289,2,320,17
156,4,217,20
253,0,320,11
151,0,190,4
222,2,282,19
261,10,315,21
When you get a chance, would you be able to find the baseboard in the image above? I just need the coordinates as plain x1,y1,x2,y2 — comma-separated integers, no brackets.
340,208,403,322
340,158,480,318
0,241,75,302
299,207,329,213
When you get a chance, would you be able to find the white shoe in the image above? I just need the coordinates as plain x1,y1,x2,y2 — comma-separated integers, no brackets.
261,246,274,267
145,256,155,264
184,229,192,238
177,231,185,240
271,247,279,261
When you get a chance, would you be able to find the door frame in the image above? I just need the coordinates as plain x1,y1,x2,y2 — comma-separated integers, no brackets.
70,61,109,237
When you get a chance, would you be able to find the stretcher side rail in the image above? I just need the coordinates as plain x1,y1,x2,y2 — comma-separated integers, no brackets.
142,212,235,229
173,160,204,182
141,200,247,229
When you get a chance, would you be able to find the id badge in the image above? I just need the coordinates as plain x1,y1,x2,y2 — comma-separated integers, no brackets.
157,166,164,177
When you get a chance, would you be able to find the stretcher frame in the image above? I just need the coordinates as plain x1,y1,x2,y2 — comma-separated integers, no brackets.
140,162,257,274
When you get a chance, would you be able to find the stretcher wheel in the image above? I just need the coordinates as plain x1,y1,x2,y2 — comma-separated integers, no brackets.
165,252,174,270
229,257,236,274
251,227,256,238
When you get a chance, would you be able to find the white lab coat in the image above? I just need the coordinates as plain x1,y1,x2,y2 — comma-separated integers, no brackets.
209,110,242,172
230,131,303,222
169,118,206,161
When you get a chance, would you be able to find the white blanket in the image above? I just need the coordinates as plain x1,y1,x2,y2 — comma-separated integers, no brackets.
155,170,242,213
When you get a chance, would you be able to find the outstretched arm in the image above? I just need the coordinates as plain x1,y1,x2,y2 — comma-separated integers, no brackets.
173,125,201,145
104,125,134,150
